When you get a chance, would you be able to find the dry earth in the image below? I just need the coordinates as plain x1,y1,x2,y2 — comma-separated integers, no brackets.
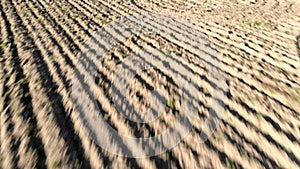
0,0,300,168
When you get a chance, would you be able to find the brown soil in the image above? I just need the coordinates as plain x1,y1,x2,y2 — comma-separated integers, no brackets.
0,0,300,168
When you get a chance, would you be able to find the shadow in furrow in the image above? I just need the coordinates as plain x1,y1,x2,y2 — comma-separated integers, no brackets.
225,105,300,165
221,120,280,169
296,35,300,58
5,1,91,168
0,2,47,168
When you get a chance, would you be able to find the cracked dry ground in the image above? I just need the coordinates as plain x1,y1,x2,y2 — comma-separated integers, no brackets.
0,0,300,168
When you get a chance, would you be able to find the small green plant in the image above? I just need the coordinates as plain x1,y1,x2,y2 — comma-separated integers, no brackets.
167,99,175,110
51,161,59,169
253,21,263,27
0,42,7,48
15,111,21,118
37,79,43,85
49,55,56,61
255,113,263,121
71,15,77,21
166,151,170,160
165,49,171,55
225,157,233,169
242,20,264,27
295,87,300,94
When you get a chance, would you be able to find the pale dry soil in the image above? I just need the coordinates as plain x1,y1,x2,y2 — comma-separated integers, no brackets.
0,0,300,169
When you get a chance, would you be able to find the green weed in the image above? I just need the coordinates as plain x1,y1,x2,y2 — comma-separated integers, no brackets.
295,87,300,94
253,21,263,27
49,55,56,61
255,113,263,121
15,111,22,118
165,49,171,55
71,15,77,21
167,99,175,110
0,42,7,48
225,157,233,169
242,20,264,27
37,79,43,85
166,151,170,160
51,161,59,169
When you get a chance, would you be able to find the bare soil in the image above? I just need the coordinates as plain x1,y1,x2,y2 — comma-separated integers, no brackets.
0,0,300,168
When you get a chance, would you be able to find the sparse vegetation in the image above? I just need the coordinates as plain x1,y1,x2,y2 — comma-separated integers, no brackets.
167,99,175,110
166,151,170,160
0,42,7,48
0,0,299,168
295,87,300,94
225,157,233,169
51,161,59,169
49,55,56,61
242,20,264,27
165,49,171,55
255,113,263,121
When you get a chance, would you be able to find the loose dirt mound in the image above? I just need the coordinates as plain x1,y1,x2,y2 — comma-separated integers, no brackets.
0,0,300,168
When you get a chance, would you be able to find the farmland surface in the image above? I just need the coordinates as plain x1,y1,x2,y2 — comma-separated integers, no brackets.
0,0,300,168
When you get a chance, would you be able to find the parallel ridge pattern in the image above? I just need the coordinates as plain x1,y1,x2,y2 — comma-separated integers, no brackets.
0,0,299,168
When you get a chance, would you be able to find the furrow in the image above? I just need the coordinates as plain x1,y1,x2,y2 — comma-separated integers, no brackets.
14,1,108,168
0,3,47,168
4,0,89,167
225,102,300,168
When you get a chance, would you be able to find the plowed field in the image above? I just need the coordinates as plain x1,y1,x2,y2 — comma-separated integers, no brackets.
0,0,300,168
